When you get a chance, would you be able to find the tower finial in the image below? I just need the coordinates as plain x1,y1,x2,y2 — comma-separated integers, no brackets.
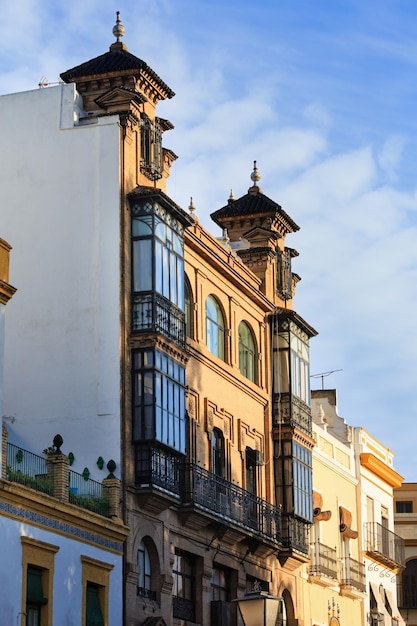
112,11,125,43
248,160,262,193
188,197,198,221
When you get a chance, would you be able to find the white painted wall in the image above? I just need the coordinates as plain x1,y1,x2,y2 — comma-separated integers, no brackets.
0,303,5,477
0,84,121,480
0,513,123,626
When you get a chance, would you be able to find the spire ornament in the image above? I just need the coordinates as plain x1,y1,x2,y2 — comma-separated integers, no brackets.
112,11,125,42
188,197,198,221
248,160,262,194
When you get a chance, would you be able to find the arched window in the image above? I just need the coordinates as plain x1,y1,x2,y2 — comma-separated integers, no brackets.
184,276,193,339
206,296,225,360
137,540,151,597
212,428,225,478
238,321,256,382
402,558,417,607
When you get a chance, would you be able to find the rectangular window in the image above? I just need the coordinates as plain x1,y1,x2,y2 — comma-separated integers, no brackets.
21,537,59,626
86,583,104,626
131,206,186,346
211,566,230,601
396,501,413,513
276,248,292,300
132,348,186,454
173,552,196,622
293,442,313,521
81,556,114,626
140,114,163,180
290,334,310,403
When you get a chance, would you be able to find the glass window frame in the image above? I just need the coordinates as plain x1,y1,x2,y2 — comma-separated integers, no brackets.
132,348,187,454
238,321,257,382
206,295,225,360
131,204,185,311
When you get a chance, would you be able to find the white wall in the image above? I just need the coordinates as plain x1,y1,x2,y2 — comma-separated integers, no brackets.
0,84,121,480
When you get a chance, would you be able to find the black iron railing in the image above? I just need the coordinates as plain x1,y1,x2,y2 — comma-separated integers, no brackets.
135,445,183,497
173,596,195,622
68,470,110,516
6,442,54,495
6,442,110,516
273,392,313,437
340,556,366,592
132,292,186,347
365,522,405,569
309,542,338,579
281,515,310,555
185,464,282,544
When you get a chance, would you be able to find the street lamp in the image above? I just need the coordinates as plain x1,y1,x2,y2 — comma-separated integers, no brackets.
233,591,284,626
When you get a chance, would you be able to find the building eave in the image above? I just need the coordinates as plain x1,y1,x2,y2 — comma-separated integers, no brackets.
360,453,403,488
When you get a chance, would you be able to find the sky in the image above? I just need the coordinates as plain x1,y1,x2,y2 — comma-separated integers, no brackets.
2,0,417,480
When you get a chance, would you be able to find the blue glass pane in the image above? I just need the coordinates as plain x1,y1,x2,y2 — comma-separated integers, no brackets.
132,217,153,237
177,258,184,310
155,221,166,242
170,253,177,304
162,246,169,298
133,240,152,292
155,241,163,295
172,231,183,255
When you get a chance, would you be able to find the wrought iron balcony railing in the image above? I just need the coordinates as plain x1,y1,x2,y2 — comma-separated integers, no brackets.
132,292,186,348
273,392,313,437
340,556,366,592
185,464,282,544
309,542,338,579
281,514,310,555
135,444,183,497
365,522,405,569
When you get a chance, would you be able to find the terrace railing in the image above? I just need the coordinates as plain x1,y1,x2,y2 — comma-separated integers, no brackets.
6,442,53,495
5,441,114,518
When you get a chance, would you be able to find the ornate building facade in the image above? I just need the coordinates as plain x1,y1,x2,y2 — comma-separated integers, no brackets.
0,12,406,626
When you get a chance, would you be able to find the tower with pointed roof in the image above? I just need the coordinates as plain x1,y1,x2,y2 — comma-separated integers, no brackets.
61,11,177,190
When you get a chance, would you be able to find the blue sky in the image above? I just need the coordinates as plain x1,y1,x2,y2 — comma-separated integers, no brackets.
2,1,417,480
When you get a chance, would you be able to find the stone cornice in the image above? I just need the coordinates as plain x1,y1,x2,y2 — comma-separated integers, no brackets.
0,279,17,305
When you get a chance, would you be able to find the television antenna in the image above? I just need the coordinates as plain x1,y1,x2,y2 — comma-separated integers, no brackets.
310,369,343,390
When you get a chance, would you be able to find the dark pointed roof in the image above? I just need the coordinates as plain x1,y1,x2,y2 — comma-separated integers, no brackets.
211,191,299,233
60,43,175,99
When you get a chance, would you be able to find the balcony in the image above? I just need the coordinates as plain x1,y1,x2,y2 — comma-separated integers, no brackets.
134,444,183,513
132,292,186,348
365,522,405,570
340,556,366,594
309,542,338,583
134,448,283,552
273,392,313,438
183,464,282,546
5,441,114,518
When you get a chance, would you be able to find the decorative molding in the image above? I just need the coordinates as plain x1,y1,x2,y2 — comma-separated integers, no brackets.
1,500,124,552
360,453,403,488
